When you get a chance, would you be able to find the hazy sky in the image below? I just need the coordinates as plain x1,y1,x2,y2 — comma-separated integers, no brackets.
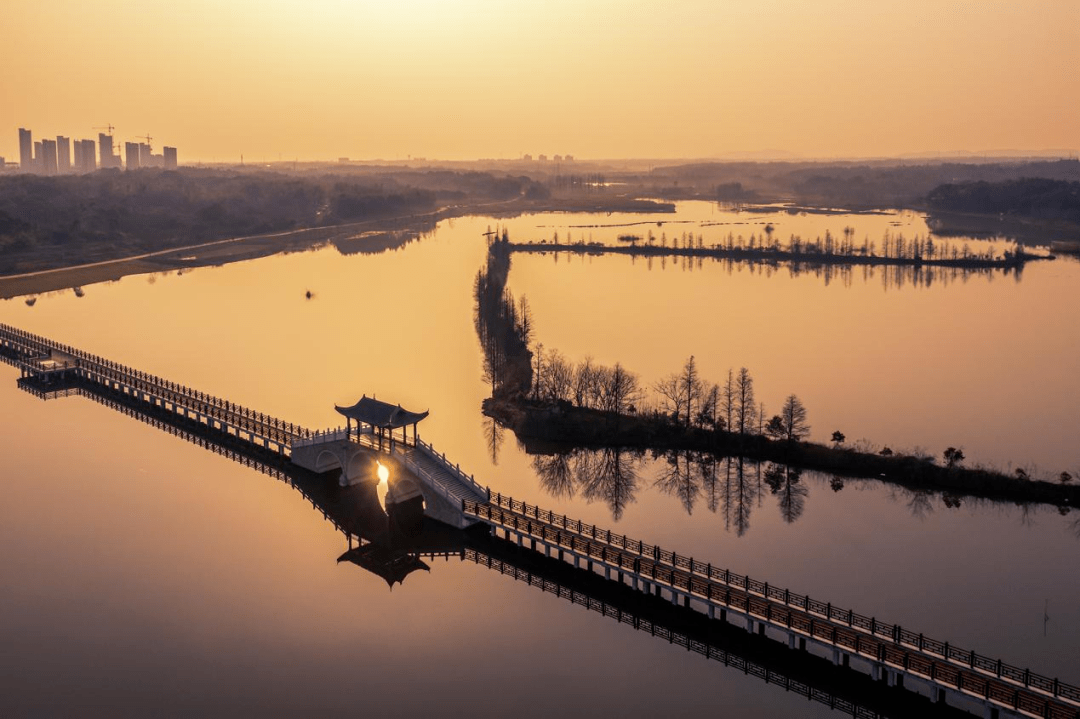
3,0,1078,162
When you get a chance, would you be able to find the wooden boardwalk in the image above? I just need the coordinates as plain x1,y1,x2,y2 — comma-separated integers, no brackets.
465,494,1079,719
1,323,307,452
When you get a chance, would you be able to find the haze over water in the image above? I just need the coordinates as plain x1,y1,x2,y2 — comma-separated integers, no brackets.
1,205,1077,716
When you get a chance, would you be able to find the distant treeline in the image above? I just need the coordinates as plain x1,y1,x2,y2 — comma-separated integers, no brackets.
0,167,543,274
926,178,1080,221
643,159,1080,209
511,227,1042,268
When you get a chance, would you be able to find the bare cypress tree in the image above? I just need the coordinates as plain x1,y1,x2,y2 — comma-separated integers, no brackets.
780,394,810,442
700,383,721,430
532,343,544,399
722,369,735,434
735,367,756,435
679,355,703,427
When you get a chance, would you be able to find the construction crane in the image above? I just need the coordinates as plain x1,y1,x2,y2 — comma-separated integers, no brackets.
136,133,153,150
92,124,115,135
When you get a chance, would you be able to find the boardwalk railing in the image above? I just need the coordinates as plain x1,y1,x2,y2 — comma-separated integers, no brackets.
467,547,886,719
465,495,1079,719
1,323,309,449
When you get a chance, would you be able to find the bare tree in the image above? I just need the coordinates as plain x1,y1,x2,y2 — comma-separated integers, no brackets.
698,383,722,430
779,394,810,442
734,367,756,435
532,342,544,399
722,369,735,433
572,356,598,407
602,362,641,421
679,355,704,427
654,372,684,425
540,349,573,402
517,296,532,346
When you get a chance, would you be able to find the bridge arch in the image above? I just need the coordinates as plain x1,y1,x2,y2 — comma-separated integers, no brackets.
313,449,344,473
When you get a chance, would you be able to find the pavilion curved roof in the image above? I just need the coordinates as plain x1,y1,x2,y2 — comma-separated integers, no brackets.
335,395,429,429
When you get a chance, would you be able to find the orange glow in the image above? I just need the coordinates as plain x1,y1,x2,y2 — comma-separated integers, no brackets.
376,461,389,484
2,0,1077,161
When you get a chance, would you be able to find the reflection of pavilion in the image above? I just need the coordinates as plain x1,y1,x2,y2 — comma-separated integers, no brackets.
335,395,428,449
338,544,430,589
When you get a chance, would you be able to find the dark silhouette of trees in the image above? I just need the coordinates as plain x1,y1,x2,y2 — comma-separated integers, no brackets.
655,356,702,427
698,383,723,430
601,363,642,421
680,356,704,427
943,447,965,468
831,430,845,447
722,369,735,435
779,394,810,442
535,347,573,402
654,373,684,425
473,231,532,397
0,168,447,273
734,367,756,436
927,178,1080,222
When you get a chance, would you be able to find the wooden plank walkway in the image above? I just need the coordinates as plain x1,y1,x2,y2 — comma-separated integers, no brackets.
465,494,1079,719
1,322,309,452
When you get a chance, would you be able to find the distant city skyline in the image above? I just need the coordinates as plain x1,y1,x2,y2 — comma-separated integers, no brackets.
2,1,1078,163
12,126,176,173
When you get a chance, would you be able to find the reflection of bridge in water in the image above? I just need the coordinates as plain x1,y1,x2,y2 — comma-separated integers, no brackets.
2,321,1077,719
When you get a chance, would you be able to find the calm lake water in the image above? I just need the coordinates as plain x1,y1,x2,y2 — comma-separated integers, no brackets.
1,202,1077,717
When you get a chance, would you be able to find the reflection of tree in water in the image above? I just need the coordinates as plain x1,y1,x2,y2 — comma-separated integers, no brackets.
580,449,639,521
724,457,756,536
1067,510,1080,540
905,489,935,520
531,448,640,520
655,451,701,516
653,453,760,536
697,454,721,514
532,450,817,533
764,463,808,524
483,416,504,465
532,452,574,499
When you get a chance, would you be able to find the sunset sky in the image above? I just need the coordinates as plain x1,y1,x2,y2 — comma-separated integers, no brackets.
3,0,1078,162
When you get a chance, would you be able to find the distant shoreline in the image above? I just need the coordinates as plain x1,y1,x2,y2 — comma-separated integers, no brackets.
0,198,524,300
